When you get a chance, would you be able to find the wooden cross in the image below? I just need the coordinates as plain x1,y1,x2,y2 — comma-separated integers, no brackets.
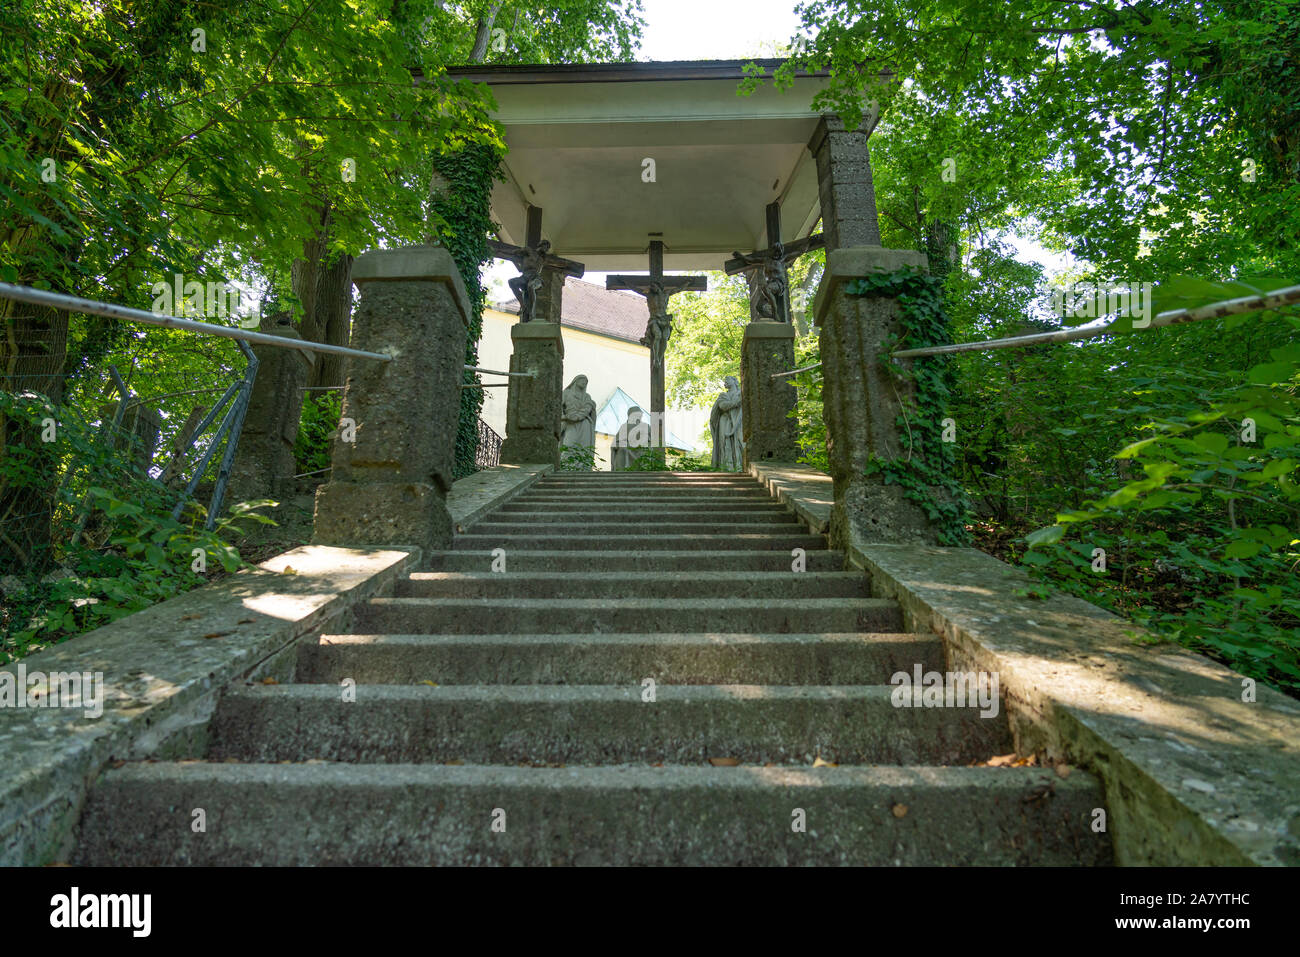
488,205,584,323
606,240,706,446
724,202,824,324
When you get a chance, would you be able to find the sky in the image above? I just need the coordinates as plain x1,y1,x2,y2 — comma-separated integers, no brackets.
634,0,804,60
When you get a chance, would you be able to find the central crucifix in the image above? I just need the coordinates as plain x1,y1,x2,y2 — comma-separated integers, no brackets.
606,240,706,447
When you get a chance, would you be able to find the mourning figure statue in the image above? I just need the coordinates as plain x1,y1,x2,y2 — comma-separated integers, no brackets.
560,374,597,448
612,406,651,471
710,375,744,471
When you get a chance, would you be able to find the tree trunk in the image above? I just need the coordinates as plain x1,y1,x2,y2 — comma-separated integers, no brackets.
292,202,354,389
469,3,504,62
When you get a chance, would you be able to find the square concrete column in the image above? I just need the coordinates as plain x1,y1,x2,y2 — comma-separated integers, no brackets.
313,246,470,556
500,321,564,467
808,115,882,253
740,320,800,466
814,247,946,546
533,267,566,324
229,322,314,502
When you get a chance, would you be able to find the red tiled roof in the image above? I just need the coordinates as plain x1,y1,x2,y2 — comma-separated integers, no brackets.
492,276,648,344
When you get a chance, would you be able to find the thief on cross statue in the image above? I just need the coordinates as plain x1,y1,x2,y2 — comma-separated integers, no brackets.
731,243,789,322
509,239,552,323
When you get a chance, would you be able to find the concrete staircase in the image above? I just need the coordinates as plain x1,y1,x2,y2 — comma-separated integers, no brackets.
75,472,1109,865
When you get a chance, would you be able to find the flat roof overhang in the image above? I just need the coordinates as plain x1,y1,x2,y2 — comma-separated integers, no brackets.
439,60,830,271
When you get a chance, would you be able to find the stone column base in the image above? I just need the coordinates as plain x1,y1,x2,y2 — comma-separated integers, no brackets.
310,245,470,557
501,321,564,467
314,481,452,557
815,245,946,546
741,320,800,467
829,481,953,550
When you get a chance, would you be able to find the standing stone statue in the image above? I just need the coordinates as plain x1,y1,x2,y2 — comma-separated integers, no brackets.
641,288,672,370
509,239,552,322
710,376,744,471
560,374,597,448
612,406,650,470
732,243,790,322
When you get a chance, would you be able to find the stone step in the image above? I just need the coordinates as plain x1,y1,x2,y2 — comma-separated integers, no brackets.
207,684,1008,765
74,762,1110,866
427,549,846,572
487,509,797,524
396,571,867,599
534,473,755,482
530,483,761,493
510,493,779,505
296,632,942,685
352,597,903,634
497,500,789,513
466,520,809,536
454,533,827,552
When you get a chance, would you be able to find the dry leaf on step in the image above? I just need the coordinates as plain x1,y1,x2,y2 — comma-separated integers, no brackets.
892,804,909,818
708,757,740,767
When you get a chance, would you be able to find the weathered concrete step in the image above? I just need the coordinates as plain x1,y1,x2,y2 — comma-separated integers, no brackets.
510,494,778,505
74,762,1112,866
497,501,789,513
534,474,755,482
530,484,761,494
396,571,867,599
207,685,1008,765
468,521,809,536
488,509,796,524
427,550,846,572
353,597,903,634
297,632,942,684
454,533,827,551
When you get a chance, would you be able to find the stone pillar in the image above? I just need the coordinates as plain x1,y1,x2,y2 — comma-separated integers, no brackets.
228,322,314,502
313,246,470,556
814,247,946,546
808,115,882,253
499,321,564,467
533,267,566,324
740,320,799,466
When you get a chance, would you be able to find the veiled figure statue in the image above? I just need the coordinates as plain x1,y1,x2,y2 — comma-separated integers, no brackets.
612,406,650,471
710,375,744,470
560,374,597,448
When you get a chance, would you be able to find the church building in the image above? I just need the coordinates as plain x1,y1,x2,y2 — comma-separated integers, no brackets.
478,276,709,469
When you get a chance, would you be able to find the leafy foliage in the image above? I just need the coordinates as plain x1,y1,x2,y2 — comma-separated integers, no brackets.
0,391,273,663
295,392,342,476
559,445,601,472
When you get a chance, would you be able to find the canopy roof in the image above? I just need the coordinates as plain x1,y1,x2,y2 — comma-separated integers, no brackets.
595,386,693,451
444,60,830,271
